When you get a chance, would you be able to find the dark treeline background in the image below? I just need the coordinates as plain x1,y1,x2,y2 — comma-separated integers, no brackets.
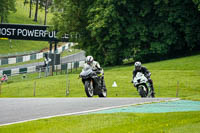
0,0,16,23
53,0,200,65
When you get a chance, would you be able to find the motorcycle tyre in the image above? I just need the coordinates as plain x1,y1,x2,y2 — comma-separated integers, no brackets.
85,80,94,97
98,88,107,97
138,85,148,98
151,92,155,98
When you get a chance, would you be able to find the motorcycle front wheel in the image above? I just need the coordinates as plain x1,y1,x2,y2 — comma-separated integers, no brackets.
98,88,107,97
138,85,148,97
85,80,94,97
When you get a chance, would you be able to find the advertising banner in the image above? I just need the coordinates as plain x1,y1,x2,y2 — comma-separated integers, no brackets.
0,24,69,42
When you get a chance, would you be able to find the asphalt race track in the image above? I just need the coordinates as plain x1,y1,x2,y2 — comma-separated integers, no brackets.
0,98,179,126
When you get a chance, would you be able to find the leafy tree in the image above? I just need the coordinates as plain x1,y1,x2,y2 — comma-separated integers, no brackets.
193,0,200,10
39,0,53,25
24,0,28,6
52,0,200,66
52,0,94,44
0,0,16,23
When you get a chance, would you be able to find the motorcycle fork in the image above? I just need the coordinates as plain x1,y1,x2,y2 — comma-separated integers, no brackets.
93,77,101,88
90,80,94,89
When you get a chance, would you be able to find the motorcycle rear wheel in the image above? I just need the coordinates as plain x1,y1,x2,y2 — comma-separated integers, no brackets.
85,80,94,97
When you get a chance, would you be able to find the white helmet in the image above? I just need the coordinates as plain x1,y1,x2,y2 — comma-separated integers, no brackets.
134,61,141,67
86,56,94,64
135,61,141,70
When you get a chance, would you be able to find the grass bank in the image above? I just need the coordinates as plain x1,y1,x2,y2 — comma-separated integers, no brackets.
0,111,200,133
0,54,200,100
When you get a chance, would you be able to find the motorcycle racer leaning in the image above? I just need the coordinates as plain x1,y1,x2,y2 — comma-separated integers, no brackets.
132,61,155,97
84,55,107,90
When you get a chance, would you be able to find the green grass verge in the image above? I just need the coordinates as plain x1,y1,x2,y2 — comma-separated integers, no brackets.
0,39,49,55
61,48,83,57
0,111,200,133
0,55,200,132
0,54,200,100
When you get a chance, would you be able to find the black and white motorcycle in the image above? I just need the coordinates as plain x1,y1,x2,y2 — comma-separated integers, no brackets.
132,72,152,98
79,64,107,97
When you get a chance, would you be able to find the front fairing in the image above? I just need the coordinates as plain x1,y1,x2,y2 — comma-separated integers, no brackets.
133,72,148,86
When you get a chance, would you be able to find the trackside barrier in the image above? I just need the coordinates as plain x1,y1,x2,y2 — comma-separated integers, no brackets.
0,60,85,97
0,42,74,66
0,60,85,77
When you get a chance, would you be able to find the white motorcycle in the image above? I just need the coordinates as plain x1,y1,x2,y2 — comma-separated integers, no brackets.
132,72,153,98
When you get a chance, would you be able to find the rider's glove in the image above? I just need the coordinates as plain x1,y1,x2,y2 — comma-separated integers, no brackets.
145,74,150,79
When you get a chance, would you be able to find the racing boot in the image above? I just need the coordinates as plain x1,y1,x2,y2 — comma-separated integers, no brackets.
148,79,155,98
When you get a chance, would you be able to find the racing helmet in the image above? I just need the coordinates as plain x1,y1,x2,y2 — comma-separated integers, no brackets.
86,56,94,65
134,61,141,70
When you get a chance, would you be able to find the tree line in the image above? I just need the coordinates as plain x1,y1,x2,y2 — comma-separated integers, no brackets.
52,0,200,66
0,0,16,23
0,0,53,25
1,0,200,66
25,0,53,25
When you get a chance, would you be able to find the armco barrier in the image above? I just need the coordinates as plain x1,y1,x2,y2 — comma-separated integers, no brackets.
8,58,16,64
27,66,36,73
11,68,20,76
23,55,31,62
30,54,36,60
36,53,43,60
0,60,85,77
0,70,2,76
0,42,74,66
16,56,23,63
1,58,8,65
2,70,11,76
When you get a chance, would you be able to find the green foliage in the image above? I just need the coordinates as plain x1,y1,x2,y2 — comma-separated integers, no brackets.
53,0,200,66
193,0,200,10
0,40,49,54
0,0,16,23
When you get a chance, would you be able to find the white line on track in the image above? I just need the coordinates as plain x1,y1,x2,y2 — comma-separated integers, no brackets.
0,98,179,127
